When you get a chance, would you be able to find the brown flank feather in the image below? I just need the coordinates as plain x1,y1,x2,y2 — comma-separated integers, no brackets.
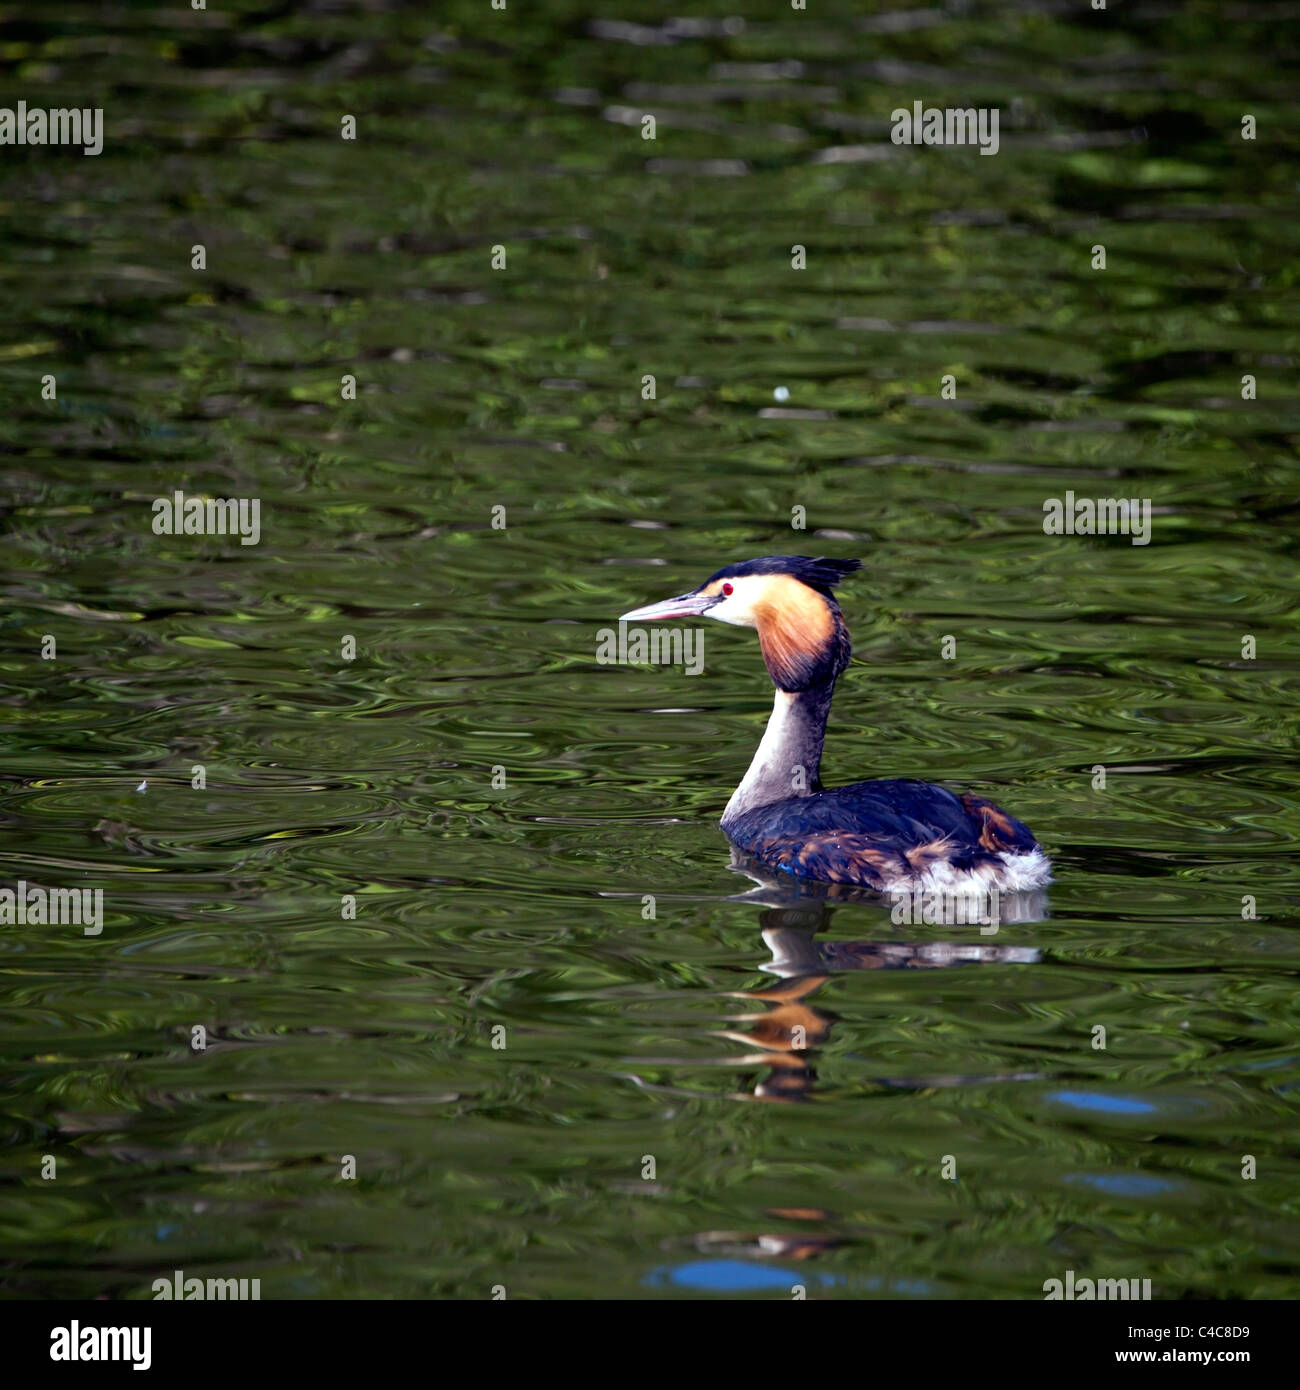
756,830,909,888
959,794,1021,852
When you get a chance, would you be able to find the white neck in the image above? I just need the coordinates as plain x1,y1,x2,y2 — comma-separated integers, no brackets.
721,685,832,827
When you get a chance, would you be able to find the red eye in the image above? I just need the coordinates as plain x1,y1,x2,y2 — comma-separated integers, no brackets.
722,582,734,596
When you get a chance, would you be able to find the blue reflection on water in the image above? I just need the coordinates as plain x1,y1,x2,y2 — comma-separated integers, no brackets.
645,1260,839,1291
645,1261,937,1295
1065,1172,1181,1196
1049,1090,1158,1115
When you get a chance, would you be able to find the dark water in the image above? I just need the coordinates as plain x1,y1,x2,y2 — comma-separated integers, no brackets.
1,0,1298,1300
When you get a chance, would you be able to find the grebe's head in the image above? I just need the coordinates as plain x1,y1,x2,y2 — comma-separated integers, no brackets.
619,555,861,691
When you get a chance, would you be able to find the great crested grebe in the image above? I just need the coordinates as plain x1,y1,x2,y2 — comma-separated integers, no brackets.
620,555,1051,893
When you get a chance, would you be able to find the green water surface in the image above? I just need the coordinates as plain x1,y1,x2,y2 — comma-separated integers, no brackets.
0,0,1298,1299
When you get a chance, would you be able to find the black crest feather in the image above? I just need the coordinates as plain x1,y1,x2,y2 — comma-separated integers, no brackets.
705,555,862,597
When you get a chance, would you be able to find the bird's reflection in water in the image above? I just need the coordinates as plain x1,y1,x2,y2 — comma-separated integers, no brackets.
633,855,1050,1275
722,850,1049,1106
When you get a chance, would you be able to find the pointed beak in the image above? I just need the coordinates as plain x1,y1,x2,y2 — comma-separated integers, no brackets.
619,591,715,623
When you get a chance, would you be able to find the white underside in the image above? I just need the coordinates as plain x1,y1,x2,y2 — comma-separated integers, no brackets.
876,848,1053,895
